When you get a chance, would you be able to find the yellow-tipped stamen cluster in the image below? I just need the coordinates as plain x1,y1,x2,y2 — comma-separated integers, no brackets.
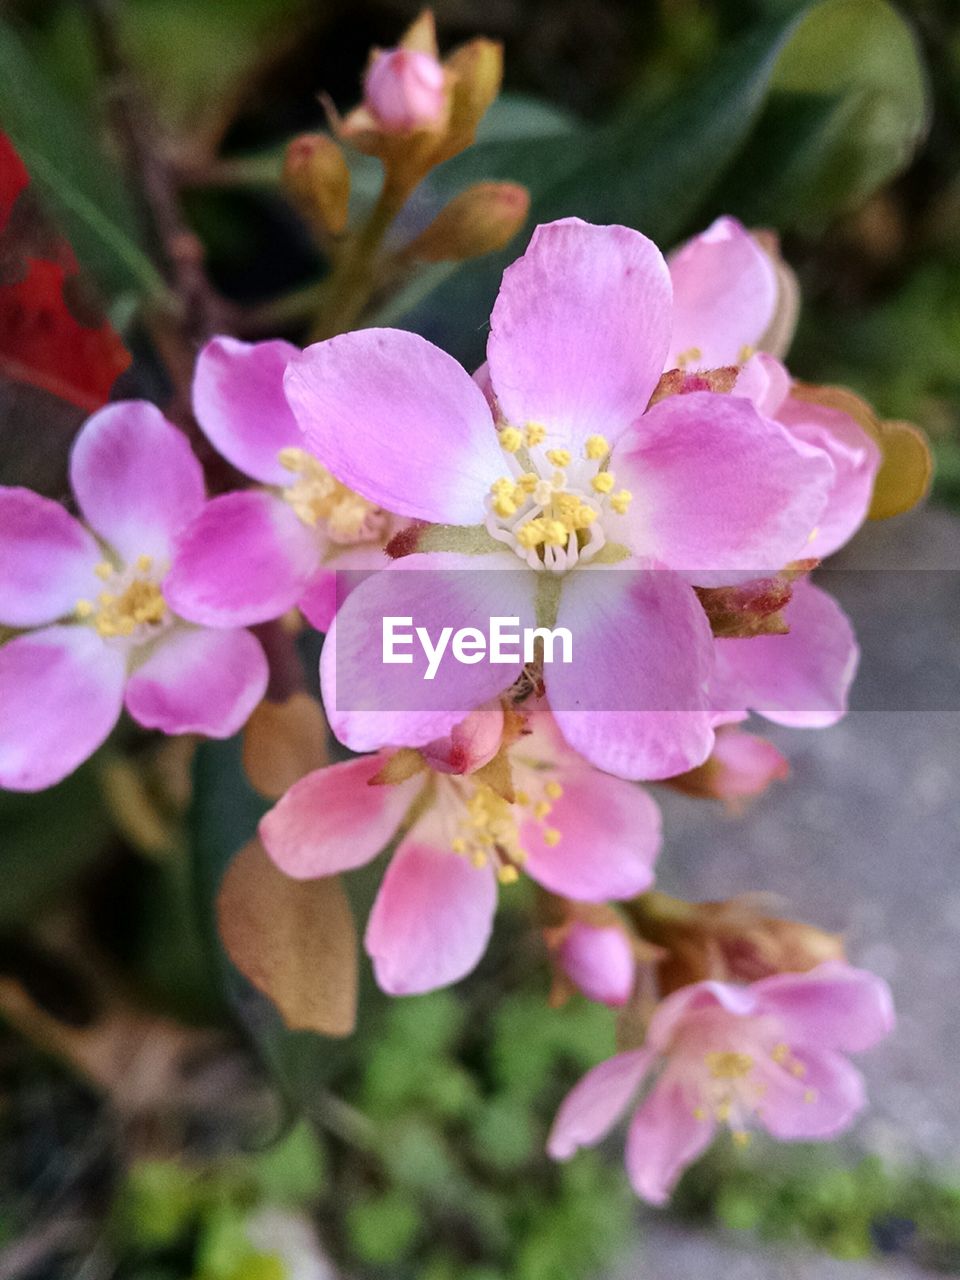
449,777,564,880
675,346,703,369
76,556,167,639
691,1039,818,1134
486,427,632,567
278,446,381,542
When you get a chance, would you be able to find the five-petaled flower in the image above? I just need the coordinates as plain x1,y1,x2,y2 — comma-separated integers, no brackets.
163,337,400,634
547,961,894,1204
0,403,268,791
285,217,836,780
259,704,661,994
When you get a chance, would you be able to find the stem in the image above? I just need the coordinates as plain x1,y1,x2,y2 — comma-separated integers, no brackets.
624,891,696,941
309,185,403,341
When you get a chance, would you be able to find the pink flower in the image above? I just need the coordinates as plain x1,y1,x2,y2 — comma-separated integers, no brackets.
0,403,268,791
711,576,859,729
556,920,636,1007
284,218,834,780
163,337,400,633
547,961,894,1205
259,706,662,995
670,217,881,559
364,48,447,132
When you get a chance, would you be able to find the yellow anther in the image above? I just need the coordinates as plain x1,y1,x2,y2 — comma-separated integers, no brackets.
804,1089,818,1105
135,554,153,573
451,838,467,854
544,781,563,799
610,489,633,515
584,435,609,460
771,1043,790,1064
516,520,546,550
541,519,569,547
278,446,308,471
542,828,561,847
576,504,598,527
534,800,552,820
497,864,520,885
546,448,571,467
693,1107,708,1122
790,1061,807,1078
94,561,113,580
492,495,518,518
676,346,702,369
739,344,756,363
525,421,546,446
499,426,523,453
514,790,530,806
98,592,115,606
732,1130,751,1148
715,1100,732,1122
471,851,489,869
516,473,538,494
75,599,94,619
591,471,615,495
706,1052,754,1080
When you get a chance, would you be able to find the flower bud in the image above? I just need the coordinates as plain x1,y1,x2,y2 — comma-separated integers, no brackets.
283,134,351,237
669,727,788,808
364,47,447,132
557,921,636,1007
407,182,529,263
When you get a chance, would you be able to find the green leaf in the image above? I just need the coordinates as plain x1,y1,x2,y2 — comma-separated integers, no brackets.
394,0,928,367
0,18,164,299
0,760,111,930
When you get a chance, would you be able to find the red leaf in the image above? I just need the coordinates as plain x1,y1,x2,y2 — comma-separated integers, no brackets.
0,133,131,411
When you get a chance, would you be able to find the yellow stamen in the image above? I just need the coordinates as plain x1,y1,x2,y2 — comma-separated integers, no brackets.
135,554,153,573
497,864,519,885
94,561,113,580
804,1089,818,1105
732,1130,751,1148
591,472,615,495
545,448,571,467
525,421,546,446
75,599,94,619
610,489,633,515
584,434,609,460
706,1051,754,1080
544,781,563,799
499,426,523,453
542,828,561,847
534,800,552,820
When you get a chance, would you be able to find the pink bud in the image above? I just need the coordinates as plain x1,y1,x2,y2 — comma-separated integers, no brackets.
364,48,446,132
421,704,504,775
558,922,635,1007
709,728,789,801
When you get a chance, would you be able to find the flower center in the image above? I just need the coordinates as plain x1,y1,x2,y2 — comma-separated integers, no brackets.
75,556,168,641
690,1038,818,1143
484,423,632,571
279,446,385,543
446,774,564,883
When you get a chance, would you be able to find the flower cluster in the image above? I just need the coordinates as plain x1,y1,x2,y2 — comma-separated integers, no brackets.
0,23,914,1201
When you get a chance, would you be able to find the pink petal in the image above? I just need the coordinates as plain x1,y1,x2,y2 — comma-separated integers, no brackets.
259,753,422,878
557,922,636,1007
192,336,301,485
522,764,661,900
420,703,505,774
0,487,100,626
758,1047,866,1140
547,1049,653,1159
320,552,536,752
298,542,393,633
646,980,759,1051
711,578,858,728
165,490,319,627
625,1076,716,1205
548,564,715,780
735,352,791,418
285,329,502,524
0,626,125,790
667,217,778,370
702,727,789,800
617,393,833,582
124,625,267,737
753,961,895,1053
70,402,205,565
365,815,498,994
487,219,671,448
777,395,881,559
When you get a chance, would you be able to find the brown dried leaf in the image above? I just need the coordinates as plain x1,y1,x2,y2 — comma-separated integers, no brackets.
242,693,329,799
217,841,357,1037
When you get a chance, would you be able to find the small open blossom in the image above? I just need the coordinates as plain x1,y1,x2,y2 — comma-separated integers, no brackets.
259,706,661,995
0,403,268,791
164,337,399,633
364,47,447,132
670,216,881,559
547,961,894,1205
285,218,835,780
